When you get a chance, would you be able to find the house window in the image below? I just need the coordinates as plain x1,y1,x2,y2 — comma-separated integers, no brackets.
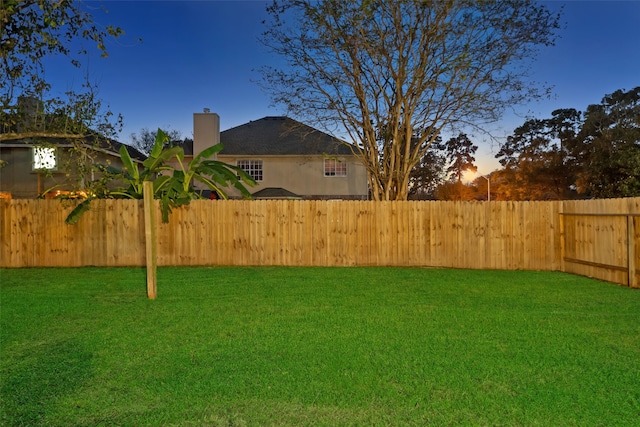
324,158,346,177
237,159,263,181
33,146,57,170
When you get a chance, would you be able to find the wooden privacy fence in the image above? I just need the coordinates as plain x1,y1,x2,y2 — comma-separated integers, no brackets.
0,199,561,270
560,198,640,287
1,197,639,287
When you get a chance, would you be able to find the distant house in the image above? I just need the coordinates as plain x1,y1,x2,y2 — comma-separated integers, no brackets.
0,134,146,199
183,113,368,200
1,96,146,199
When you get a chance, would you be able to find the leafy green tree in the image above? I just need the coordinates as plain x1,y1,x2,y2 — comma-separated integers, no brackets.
131,128,183,155
575,87,640,198
1,0,127,192
434,181,476,201
495,109,581,200
1,0,123,136
66,130,256,224
408,145,446,200
443,133,478,183
495,87,640,200
261,0,561,200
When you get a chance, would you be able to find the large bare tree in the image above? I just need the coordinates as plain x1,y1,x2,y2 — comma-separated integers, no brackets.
261,0,561,200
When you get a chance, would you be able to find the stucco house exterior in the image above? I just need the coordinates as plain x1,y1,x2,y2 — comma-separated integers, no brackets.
186,112,368,200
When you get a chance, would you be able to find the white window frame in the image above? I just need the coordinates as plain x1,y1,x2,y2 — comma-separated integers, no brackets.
324,158,347,177
237,159,263,182
33,146,57,170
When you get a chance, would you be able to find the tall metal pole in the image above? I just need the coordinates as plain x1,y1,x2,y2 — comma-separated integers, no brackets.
480,175,490,201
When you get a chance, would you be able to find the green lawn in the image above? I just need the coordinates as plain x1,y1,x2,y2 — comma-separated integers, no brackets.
1,267,639,426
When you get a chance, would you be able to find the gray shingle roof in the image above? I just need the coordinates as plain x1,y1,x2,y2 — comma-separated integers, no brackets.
219,116,353,156
252,187,302,199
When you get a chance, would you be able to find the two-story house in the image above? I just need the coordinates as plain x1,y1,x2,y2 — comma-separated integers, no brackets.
187,111,368,200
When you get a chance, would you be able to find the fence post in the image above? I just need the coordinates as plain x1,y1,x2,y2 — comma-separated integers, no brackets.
628,215,637,288
143,181,157,299
558,201,565,273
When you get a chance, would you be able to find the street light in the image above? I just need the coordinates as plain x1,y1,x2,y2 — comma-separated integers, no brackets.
480,175,490,202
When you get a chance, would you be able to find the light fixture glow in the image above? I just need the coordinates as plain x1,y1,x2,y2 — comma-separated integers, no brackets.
33,147,56,170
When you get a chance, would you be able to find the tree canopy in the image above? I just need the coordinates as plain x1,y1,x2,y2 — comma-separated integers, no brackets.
1,0,129,195
131,128,184,155
577,87,640,198
494,87,640,200
1,0,124,139
443,133,478,183
261,0,561,200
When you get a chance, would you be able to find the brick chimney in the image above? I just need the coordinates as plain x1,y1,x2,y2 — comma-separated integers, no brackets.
193,109,220,158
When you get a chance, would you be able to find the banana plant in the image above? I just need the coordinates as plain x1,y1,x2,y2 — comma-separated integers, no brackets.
65,129,255,224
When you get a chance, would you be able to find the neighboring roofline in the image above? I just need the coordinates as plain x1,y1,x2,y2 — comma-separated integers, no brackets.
0,135,147,162
0,132,87,141
252,187,303,200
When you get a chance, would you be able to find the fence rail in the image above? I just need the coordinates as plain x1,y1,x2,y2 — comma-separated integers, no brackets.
559,197,640,287
1,197,639,287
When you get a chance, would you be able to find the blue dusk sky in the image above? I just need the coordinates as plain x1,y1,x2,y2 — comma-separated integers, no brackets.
45,0,640,173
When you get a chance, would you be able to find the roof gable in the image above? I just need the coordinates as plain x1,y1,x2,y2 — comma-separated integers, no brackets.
219,116,353,156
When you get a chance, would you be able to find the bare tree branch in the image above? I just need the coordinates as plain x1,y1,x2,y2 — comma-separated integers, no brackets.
261,0,561,200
